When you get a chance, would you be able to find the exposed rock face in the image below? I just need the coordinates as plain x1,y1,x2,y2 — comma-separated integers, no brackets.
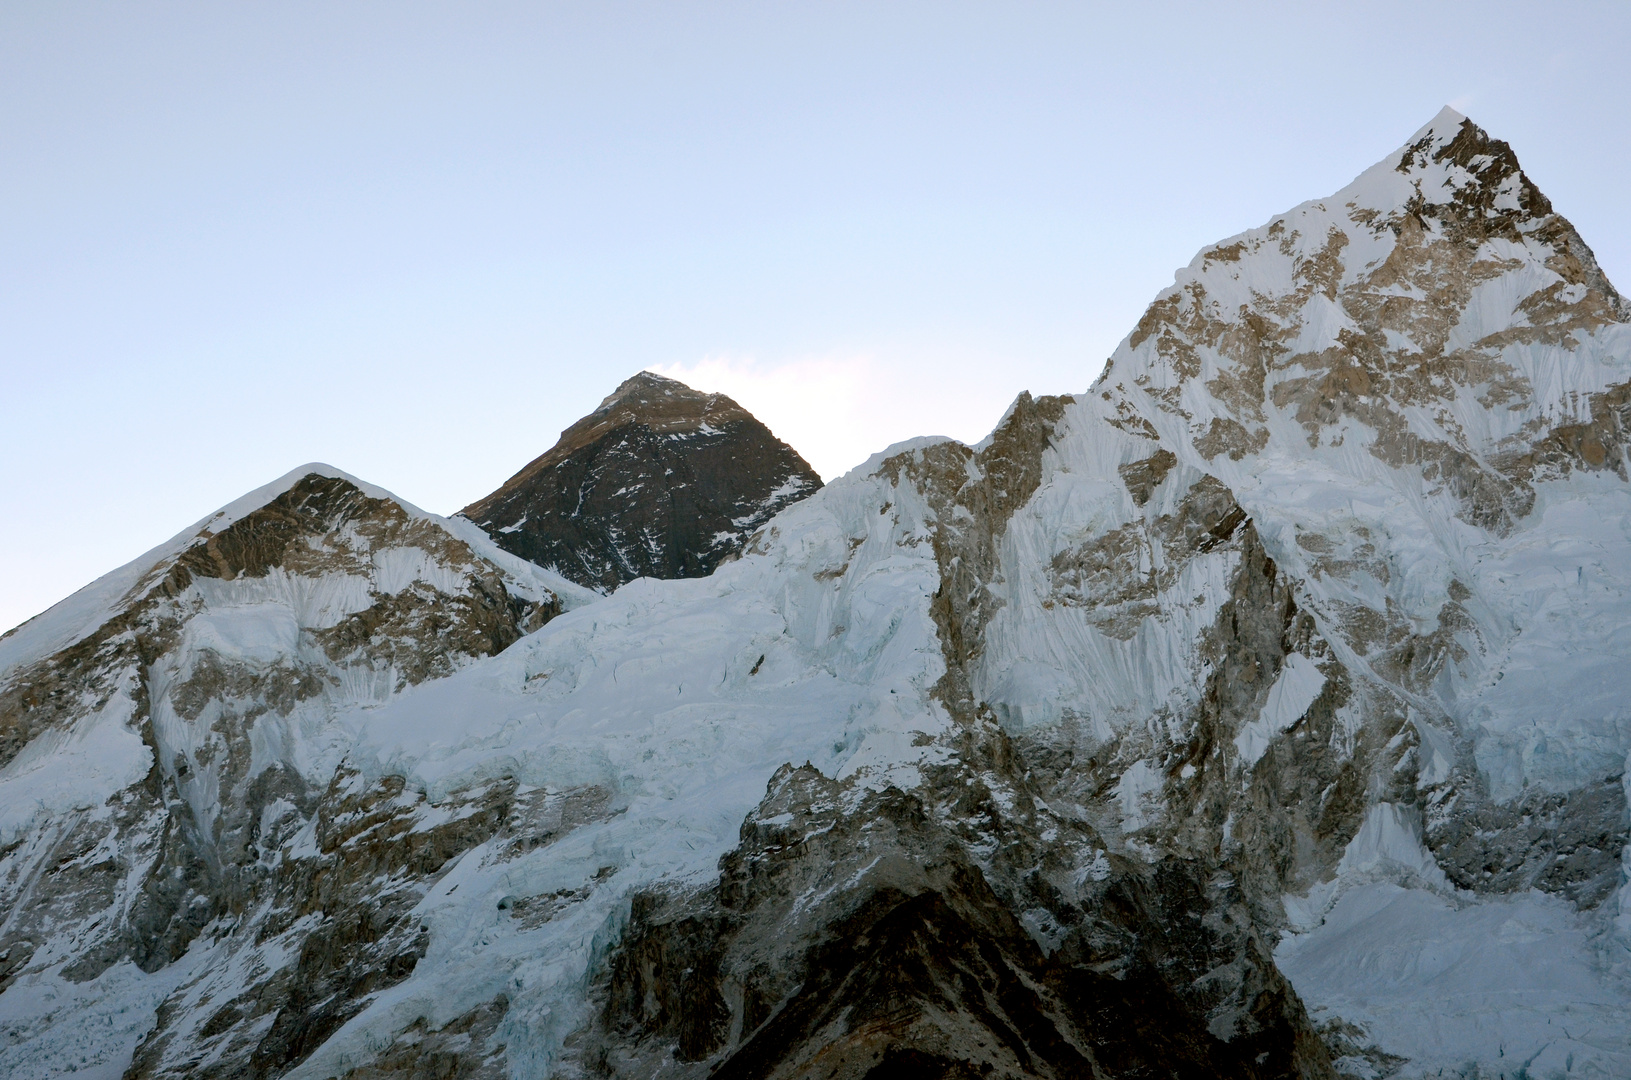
586,757,1332,1079
461,372,822,591
2,111,1630,1080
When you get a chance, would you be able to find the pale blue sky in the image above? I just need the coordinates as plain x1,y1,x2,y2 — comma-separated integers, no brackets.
4,2,1629,631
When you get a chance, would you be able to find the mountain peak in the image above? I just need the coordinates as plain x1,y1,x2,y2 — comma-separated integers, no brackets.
557,371,755,452
1385,107,1555,223
1403,103,1469,145
609,369,693,395
1101,109,1626,537
462,371,821,590
601,370,713,415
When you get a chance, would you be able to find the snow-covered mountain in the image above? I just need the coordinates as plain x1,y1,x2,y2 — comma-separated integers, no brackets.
461,372,822,592
2,109,1628,1079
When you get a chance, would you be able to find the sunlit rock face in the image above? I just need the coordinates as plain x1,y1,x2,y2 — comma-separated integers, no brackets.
461,371,822,592
2,111,1630,1080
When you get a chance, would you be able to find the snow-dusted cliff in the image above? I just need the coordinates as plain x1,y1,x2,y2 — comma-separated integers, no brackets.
1,110,1627,1079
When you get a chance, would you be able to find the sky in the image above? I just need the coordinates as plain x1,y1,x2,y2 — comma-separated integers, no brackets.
3,1,1629,633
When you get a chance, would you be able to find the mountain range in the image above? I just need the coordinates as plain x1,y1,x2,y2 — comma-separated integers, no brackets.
1,108,1628,1079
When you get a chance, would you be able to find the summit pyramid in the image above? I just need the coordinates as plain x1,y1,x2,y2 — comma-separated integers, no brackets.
461,372,822,591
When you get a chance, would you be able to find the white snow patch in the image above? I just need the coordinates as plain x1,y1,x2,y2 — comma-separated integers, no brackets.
1114,760,1163,833
0,957,202,1080
370,546,466,597
0,685,149,845
1285,802,1451,932
191,569,374,630
1235,652,1326,766
1335,802,1451,892
178,605,303,665
763,474,813,501
1277,794,1631,1075
1277,883,1631,1078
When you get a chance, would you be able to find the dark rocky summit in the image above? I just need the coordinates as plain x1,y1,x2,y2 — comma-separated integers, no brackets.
461,372,822,591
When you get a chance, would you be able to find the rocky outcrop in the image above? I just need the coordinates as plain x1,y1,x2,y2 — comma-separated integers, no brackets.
583,757,1332,1079
121,774,611,1079
461,372,822,591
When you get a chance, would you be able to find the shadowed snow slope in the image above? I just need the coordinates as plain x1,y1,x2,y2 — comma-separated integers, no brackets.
2,111,1629,1079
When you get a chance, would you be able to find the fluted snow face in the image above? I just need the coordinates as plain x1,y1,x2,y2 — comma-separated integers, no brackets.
981,107,1631,798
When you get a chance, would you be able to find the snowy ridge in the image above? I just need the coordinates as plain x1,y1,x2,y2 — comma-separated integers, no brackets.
0,464,587,846
0,463,592,678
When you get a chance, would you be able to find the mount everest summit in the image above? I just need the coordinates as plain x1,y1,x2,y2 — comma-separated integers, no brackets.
461,371,823,593
1,108,1629,1078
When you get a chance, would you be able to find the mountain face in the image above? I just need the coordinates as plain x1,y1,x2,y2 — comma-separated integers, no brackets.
2,109,1630,1080
461,372,822,592
0,468,594,1077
